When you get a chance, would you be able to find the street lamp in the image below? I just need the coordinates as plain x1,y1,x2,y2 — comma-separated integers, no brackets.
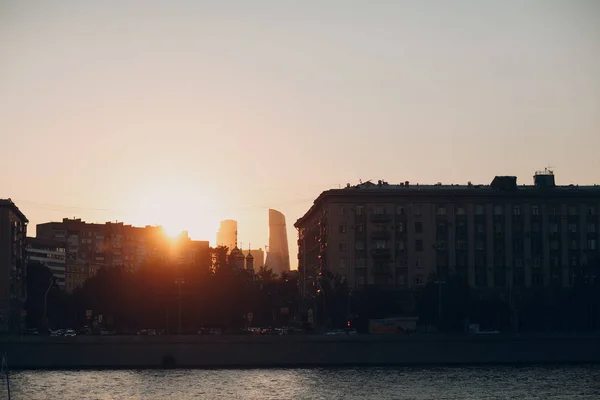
175,278,185,335
43,277,58,328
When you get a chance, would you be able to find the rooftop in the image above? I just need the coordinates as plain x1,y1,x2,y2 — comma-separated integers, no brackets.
0,199,28,223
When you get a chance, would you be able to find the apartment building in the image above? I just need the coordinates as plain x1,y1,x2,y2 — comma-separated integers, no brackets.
26,237,67,289
0,199,28,334
295,171,600,296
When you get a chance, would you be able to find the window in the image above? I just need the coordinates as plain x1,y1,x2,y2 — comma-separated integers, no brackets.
476,224,485,234
398,275,405,286
415,240,423,251
513,205,521,215
375,240,386,249
375,206,384,215
588,223,596,233
550,223,559,233
339,225,347,233
357,277,365,286
533,258,541,268
494,224,503,234
494,205,503,215
339,206,345,216
569,206,577,216
415,276,424,286
397,241,405,251
415,222,423,234
437,206,447,216
355,241,365,250
414,206,421,216
416,258,422,268
475,205,484,215
396,205,405,215
339,259,347,269
588,207,596,216
531,222,540,232
356,258,366,267
571,256,578,267
549,206,558,216
339,242,348,251
515,258,523,268
533,274,543,286
397,222,404,233
588,239,597,250
398,258,407,266
356,205,363,216
476,241,485,251
456,206,466,215
532,205,540,216
550,240,559,250
568,224,577,233
436,241,447,250
457,240,467,250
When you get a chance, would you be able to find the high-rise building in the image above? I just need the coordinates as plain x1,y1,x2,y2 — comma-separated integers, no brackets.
266,209,290,275
0,199,28,334
26,237,67,288
295,172,600,296
216,219,238,251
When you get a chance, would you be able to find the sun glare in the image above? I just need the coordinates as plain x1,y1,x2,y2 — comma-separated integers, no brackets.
124,178,221,243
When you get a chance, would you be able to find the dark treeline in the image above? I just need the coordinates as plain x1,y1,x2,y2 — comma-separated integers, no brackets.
27,246,300,334
26,248,600,334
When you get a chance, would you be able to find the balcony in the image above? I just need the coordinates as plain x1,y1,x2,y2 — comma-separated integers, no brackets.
371,230,390,240
370,213,392,223
371,248,391,259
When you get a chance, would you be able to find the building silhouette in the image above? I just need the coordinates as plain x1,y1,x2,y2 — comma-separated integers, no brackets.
295,171,600,296
216,219,237,251
0,199,28,334
266,209,290,275
243,248,264,271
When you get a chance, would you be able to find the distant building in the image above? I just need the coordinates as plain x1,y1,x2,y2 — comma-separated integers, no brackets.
66,260,102,293
295,172,600,296
0,199,28,334
26,237,67,289
266,209,290,275
216,219,237,251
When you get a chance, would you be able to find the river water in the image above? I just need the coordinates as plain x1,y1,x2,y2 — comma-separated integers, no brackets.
6,366,600,399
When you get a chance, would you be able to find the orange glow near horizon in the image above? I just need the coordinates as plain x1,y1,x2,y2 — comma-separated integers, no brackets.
122,178,221,244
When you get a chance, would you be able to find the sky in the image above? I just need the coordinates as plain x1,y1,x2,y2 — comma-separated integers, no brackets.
1,0,599,269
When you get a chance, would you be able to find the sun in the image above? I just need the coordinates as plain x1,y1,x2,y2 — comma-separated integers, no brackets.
123,177,221,243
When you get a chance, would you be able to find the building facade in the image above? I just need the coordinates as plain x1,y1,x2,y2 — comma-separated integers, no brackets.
295,172,600,296
216,220,238,251
0,199,28,334
243,248,265,271
37,219,170,291
26,237,67,289
266,209,290,275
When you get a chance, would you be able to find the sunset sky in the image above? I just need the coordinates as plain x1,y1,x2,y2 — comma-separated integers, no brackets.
2,1,599,269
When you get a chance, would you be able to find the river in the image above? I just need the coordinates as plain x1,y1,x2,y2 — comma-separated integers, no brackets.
6,365,600,399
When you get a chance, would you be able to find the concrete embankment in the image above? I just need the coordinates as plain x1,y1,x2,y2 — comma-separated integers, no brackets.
3,334,600,369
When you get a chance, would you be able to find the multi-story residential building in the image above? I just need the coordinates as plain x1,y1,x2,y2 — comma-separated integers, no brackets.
0,199,28,334
295,171,600,297
25,237,67,288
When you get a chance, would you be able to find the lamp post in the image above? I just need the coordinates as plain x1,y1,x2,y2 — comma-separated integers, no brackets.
175,278,185,335
43,277,57,328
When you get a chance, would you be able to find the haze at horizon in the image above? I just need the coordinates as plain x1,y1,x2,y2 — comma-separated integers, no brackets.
1,0,599,269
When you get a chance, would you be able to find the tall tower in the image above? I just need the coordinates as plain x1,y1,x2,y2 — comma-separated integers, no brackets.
265,209,290,275
216,220,237,251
